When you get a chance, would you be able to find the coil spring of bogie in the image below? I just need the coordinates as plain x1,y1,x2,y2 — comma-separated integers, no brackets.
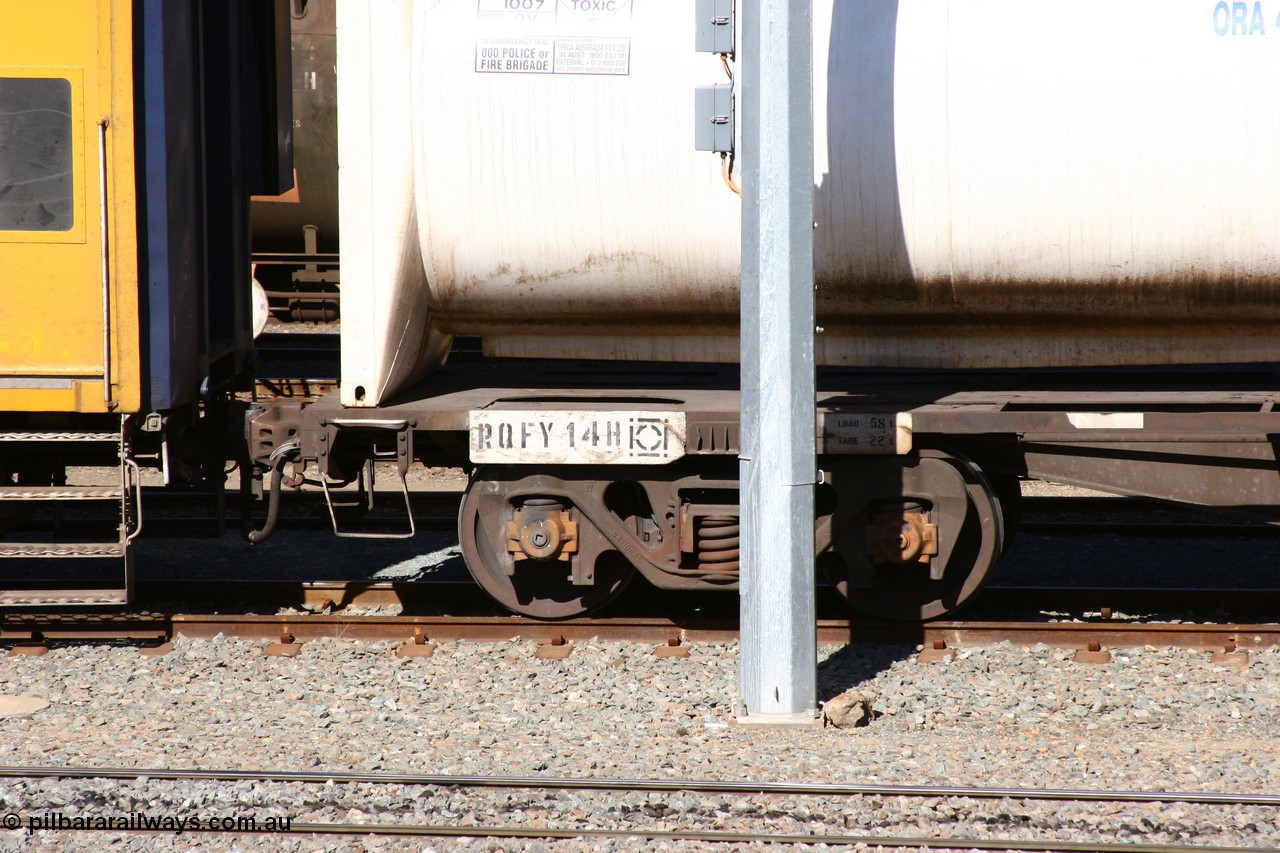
695,515,740,575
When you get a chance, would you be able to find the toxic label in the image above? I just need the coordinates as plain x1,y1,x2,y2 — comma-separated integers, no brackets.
475,0,633,75
1212,1,1280,35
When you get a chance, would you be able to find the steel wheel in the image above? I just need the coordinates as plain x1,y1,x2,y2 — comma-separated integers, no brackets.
458,468,635,619
819,450,1004,622
990,473,1022,553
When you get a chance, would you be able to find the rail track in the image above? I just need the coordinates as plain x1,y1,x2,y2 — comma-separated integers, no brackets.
16,820,1271,850
7,487,1280,653
7,483,1278,850
0,579,1276,660
6,764,1276,850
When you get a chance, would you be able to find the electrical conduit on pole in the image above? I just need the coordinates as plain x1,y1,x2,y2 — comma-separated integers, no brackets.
737,0,818,724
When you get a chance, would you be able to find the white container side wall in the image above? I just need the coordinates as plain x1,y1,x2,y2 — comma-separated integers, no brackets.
341,0,1280,406
412,0,742,343
338,0,450,407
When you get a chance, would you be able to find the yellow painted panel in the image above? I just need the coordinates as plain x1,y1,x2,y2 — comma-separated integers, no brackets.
0,0,140,413
0,388,79,411
102,0,141,413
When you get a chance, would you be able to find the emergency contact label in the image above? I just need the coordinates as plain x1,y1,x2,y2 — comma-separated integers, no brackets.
477,36,556,74
470,409,686,465
554,36,630,75
476,0,633,75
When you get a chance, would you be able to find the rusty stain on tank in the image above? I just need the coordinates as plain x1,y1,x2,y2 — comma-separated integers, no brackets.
510,251,643,287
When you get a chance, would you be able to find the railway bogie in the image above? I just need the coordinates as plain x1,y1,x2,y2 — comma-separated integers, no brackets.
459,462,745,617
454,449,1006,621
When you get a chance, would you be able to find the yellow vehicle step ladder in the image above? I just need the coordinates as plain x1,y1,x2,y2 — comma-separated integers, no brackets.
0,415,142,606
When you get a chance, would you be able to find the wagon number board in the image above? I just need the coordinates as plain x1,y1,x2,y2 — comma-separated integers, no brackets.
470,409,686,465
820,412,913,455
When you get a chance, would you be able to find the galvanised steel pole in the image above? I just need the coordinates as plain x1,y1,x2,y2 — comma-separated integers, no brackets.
737,0,817,723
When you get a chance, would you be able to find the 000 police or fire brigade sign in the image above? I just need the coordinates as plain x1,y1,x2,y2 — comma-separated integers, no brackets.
469,410,687,465
475,0,633,76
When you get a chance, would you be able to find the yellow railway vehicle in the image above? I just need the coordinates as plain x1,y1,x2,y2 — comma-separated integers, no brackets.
0,0,139,415
0,0,291,604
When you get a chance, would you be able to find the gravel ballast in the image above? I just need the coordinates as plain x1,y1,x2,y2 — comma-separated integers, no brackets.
3,480,1278,850
0,636,1277,851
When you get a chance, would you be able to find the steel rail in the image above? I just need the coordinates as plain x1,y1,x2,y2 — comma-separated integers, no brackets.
3,608,1279,649
159,614,1280,650
32,819,1269,852
2,765,1278,808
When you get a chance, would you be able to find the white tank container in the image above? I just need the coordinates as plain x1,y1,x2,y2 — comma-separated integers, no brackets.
339,0,1280,407
338,0,451,406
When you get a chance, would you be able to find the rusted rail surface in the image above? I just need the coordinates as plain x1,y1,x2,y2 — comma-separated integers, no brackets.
0,571,1276,650
1,595,1277,652
166,615,1280,651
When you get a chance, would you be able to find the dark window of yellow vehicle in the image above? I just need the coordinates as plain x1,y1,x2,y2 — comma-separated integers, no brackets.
0,77,74,232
